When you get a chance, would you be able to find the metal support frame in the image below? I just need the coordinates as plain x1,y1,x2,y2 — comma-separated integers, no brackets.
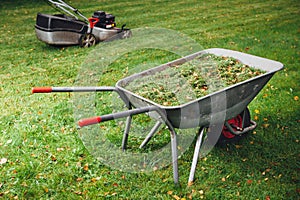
139,121,162,149
224,120,257,136
122,115,132,151
164,120,179,184
188,126,205,184
120,106,179,184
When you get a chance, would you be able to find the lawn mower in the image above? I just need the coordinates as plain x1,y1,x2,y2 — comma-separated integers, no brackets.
35,0,132,47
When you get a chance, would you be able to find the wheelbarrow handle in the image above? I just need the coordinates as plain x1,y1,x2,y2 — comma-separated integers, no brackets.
78,106,158,128
32,86,117,93
32,87,53,93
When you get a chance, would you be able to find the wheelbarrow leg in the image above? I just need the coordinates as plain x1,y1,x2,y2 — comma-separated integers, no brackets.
121,102,133,151
139,121,162,149
170,127,179,184
188,126,205,185
122,115,132,151
152,108,179,185
163,120,179,185
140,118,179,184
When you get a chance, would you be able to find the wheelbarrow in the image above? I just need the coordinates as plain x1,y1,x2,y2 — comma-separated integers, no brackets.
32,48,283,185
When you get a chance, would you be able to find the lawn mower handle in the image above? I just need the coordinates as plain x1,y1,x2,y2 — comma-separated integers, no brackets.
78,106,158,127
88,17,99,29
32,86,117,93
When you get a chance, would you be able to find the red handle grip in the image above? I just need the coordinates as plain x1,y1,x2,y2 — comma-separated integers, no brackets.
88,17,99,29
78,116,101,127
32,87,52,93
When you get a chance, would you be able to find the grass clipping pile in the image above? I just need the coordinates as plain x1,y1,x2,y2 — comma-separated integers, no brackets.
125,54,265,106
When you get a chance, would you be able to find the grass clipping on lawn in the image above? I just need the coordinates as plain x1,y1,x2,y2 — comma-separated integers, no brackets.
125,54,265,106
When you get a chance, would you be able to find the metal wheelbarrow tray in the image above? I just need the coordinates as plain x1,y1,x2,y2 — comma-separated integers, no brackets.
32,48,283,184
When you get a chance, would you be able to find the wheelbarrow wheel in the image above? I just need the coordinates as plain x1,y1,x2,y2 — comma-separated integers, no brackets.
217,107,251,145
79,33,97,48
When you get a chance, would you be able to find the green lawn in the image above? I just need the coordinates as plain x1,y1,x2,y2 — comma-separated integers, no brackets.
0,0,299,199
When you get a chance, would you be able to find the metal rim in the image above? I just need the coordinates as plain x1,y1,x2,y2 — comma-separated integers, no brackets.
79,33,97,48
